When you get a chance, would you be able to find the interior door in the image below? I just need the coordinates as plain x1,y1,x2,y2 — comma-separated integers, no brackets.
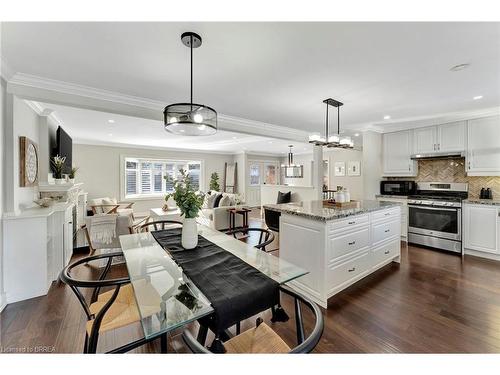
246,162,262,207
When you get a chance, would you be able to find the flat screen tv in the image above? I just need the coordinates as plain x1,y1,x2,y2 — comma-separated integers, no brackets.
52,126,72,174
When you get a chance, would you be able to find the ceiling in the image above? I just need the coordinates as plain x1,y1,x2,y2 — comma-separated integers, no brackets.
37,102,356,155
3,22,499,135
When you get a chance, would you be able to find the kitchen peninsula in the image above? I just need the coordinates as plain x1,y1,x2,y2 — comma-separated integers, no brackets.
264,200,401,308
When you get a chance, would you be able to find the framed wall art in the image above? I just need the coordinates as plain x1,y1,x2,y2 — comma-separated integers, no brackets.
348,160,361,176
19,136,39,187
334,161,345,176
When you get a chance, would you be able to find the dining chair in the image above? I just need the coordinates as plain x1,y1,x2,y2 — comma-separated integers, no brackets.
138,220,183,232
225,227,275,252
83,214,133,257
60,252,167,353
182,285,324,354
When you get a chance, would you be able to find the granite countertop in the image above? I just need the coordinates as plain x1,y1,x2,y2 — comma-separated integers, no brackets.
375,194,409,199
463,199,500,206
263,200,401,222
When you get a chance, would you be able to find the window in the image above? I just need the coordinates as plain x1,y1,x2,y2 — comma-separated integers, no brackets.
124,157,202,198
264,163,277,185
249,164,261,186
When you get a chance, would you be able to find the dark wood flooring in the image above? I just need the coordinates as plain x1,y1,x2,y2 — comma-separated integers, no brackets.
2,209,500,353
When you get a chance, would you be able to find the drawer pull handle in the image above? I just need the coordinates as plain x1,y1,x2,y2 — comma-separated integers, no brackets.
384,213,391,216
348,241,356,245
348,267,356,272
384,229,390,233
384,251,390,254
348,221,355,225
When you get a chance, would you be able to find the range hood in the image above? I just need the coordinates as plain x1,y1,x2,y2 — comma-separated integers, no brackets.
410,151,465,160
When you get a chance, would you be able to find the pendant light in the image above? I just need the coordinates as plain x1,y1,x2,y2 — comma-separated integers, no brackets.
164,32,217,136
281,145,304,178
308,98,353,149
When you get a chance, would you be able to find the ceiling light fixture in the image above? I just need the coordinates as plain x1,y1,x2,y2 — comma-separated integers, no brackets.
308,98,353,149
473,95,483,100
108,119,115,124
450,63,470,72
164,32,217,136
354,133,360,137
383,115,391,120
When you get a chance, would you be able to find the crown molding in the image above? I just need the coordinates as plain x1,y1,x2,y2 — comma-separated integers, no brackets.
7,72,311,143
373,106,500,133
0,58,15,81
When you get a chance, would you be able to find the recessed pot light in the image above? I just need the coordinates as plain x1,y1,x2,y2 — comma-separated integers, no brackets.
108,119,115,124
232,136,237,139
450,63,470,72
108,133,113,136
354,133,360,137
473,95,483,100
383,115,391,120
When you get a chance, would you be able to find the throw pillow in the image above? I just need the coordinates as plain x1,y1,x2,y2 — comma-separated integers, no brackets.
204,193,217,209
213,193,224,208
277,191,292,204
219,195,232,207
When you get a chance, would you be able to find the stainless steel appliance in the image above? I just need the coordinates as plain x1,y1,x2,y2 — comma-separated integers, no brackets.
408,182,468,253
380,180,416,196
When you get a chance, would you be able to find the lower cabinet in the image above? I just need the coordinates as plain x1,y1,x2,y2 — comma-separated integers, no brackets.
376,197,408,240
463,204,499,255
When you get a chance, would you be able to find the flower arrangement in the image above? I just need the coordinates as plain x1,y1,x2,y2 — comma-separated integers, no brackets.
51,155,66,179
164,169,204,219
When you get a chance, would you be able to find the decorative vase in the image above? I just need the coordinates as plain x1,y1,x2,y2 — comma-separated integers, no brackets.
68,178,75,184
181,218,198,249
55,178,64,184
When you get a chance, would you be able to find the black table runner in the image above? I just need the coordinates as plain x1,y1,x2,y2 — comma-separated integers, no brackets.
151,229,280,333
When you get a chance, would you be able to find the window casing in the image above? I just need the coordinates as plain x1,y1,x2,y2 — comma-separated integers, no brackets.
124,157,202,198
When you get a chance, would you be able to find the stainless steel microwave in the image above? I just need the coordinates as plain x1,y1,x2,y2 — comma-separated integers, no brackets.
380,180,416,196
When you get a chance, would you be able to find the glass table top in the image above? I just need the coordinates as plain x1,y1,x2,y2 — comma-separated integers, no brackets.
119,223,308,339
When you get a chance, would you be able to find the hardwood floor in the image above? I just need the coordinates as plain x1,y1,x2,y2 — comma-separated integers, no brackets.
2,210,500,353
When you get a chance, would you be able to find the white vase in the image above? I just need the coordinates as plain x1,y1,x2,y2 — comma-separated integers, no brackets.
181,218,198,249
68,178,75,184
55,178,64,185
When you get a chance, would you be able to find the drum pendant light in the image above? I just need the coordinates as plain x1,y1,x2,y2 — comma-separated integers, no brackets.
164,32,217,136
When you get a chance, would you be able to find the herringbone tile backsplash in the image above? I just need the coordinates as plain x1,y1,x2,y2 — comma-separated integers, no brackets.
389,158,500,199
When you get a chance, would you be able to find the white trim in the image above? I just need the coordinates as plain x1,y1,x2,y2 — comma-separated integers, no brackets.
0,292,6,313
0,58,15,81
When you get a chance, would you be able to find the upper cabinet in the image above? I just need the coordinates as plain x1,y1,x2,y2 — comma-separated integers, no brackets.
467,115,500,176
382,130,417,176
413,121,466,154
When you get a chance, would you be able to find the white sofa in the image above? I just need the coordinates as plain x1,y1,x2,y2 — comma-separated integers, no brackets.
197,191,245,231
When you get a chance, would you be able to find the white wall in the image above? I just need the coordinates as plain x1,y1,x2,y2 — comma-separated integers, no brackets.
234,152,247,200
0,78,6,311
73,143,236,214
362,131,382,200
12,97,40,211
282,148,365,201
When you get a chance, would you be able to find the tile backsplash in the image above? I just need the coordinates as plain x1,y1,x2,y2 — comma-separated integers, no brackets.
389,158,500,199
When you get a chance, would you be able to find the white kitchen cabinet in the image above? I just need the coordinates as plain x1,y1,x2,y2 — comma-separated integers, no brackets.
414,126,437,154
413,121,466,154
463,204,499,254
376,197,408,240
382,130,417,176
466,115,500,176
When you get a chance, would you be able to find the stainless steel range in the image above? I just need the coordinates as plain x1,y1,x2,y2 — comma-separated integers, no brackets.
408,182,468,254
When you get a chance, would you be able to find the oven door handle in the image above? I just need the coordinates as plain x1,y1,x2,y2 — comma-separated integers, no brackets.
408,205,460,212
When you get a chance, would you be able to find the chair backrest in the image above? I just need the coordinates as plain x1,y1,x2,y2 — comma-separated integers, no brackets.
181,285,324,354
85,214,133,250
226,227,274,251
90,197,119,214
139,220,183,232
264,208,281,232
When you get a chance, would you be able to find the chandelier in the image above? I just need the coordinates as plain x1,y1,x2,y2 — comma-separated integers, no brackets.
308,98,353,149
164,32,217,136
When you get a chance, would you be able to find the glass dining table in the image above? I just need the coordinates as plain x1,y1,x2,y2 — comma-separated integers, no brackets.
119,223,308,340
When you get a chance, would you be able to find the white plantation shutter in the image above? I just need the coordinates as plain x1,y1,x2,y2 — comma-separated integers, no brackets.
124,157,202,197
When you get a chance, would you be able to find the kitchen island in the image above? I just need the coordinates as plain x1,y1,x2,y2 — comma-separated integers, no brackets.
263,200,401,308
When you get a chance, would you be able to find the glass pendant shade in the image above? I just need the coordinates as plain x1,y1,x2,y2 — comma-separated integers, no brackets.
164,103,217,136
164,31,217,136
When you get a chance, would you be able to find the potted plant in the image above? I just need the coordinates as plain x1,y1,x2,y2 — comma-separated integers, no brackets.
209,172,220,192
164,169,204,249
51,155,66,184
68,167,78,184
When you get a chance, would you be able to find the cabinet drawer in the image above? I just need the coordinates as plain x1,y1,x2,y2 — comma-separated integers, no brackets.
329,214,369,232
328,250,370,288
372,207,400,222
372,239,400,267
372,219,400,245
329,227,370,261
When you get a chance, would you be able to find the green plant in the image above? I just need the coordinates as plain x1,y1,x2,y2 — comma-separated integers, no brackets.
164,169,204,219
209,172,220,191
51,155,66,179
69,166,79,179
